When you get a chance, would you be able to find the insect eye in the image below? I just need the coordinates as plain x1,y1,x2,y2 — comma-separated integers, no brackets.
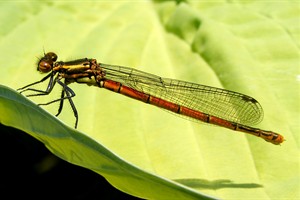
46,52,58,62
37,52,58,72
38,60,52,73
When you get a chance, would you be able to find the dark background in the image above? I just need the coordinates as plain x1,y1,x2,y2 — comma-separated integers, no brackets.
0,123,143,199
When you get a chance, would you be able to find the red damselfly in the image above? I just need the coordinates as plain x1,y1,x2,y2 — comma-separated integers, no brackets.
18,52,284,145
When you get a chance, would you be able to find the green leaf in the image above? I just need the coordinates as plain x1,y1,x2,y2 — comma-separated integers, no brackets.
0,1,299,199
0,85,213,199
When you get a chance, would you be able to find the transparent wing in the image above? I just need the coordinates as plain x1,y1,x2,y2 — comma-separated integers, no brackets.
101,63,264,125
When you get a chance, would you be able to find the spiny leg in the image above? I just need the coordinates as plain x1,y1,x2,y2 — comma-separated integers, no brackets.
55,79,78,128
18,73,56,97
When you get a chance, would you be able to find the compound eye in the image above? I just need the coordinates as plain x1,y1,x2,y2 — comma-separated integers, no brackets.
38,60,52,73
46,52,58,62
37,52,58,73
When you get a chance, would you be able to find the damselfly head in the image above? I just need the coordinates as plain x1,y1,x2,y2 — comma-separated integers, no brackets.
38,52,58,73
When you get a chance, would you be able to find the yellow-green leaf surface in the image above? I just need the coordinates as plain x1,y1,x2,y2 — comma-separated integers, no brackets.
0,1,299,199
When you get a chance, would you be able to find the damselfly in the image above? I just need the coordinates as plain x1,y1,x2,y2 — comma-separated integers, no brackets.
18,52,284,145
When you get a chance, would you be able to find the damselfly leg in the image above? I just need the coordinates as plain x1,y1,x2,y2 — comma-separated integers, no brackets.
18,72,78,128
